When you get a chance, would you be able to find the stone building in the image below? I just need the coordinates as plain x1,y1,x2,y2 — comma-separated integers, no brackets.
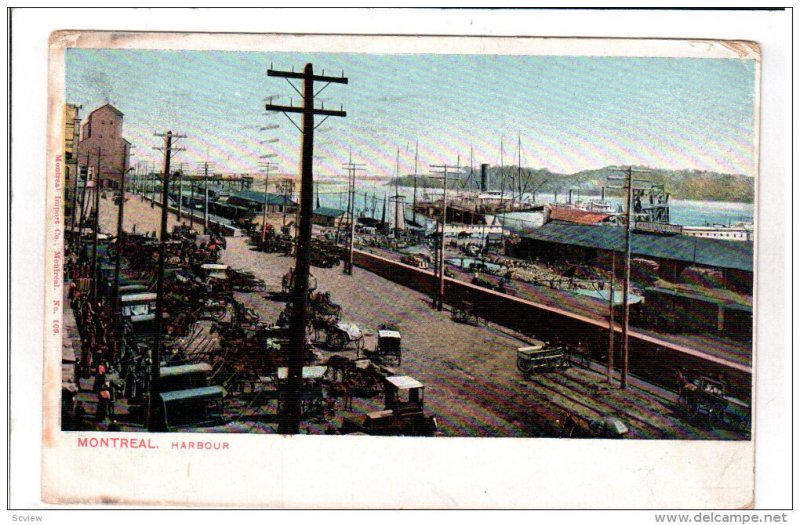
77,104,131,189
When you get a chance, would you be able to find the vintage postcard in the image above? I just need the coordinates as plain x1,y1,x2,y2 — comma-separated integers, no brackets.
40,29,760,508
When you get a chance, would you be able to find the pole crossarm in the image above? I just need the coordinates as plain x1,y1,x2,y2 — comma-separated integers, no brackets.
268,68,349,84
265,103,347,118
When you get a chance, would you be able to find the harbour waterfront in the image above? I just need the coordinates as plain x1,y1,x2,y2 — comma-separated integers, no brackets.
304,180,754,228
64,192,749,439
58,47,755,444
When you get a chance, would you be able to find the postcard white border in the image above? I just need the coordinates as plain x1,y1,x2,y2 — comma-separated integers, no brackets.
8,7,791,513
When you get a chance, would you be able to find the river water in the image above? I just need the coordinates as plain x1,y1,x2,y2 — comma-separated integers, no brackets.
292,180,755,229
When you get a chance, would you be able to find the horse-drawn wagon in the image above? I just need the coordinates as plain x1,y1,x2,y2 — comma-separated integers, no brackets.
677,375,750,432
359,329,402,365
228,268,267,292
197,264,232,294
340,375,438,436
451,299,485,326
323,321,364,352
516,341,571,375
310,249,340,269
274,365,327,417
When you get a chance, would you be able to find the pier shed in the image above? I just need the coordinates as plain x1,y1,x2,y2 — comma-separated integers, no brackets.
510,221,753,294
228,190,297,213
313,207,347,227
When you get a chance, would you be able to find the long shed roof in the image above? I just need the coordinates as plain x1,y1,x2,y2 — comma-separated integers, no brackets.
230,190,296,206
522,221,753,272
313,206,346,218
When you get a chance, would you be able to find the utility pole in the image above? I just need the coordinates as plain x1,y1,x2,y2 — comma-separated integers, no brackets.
430,163,458,311
260,162,277,243
75,152,91,258
90,146,104,302
265,63,347,434
112,160,133,370
176,163,183,222
150,160,157,208
607,250,615,384
204,162,210,233
69,116,82,250
189,177,195,229
608,166,650,389
195,161,215,234
148,130,186,431
341,154,365,275
112,145,132,311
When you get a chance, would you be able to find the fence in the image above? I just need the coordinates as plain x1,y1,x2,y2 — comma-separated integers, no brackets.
352,249,752,402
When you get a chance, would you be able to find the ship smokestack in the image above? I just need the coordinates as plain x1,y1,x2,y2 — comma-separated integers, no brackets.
568,189,573,204
480,163,489,192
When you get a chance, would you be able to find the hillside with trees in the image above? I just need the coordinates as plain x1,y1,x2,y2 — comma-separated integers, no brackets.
391,165,755,203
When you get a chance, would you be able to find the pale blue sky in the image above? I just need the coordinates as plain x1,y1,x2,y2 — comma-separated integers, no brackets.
66,49,757,180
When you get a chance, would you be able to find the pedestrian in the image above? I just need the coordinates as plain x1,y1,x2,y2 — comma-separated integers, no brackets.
105,381,117,420
96,384,111,422
93,362,107,393
73,401,86,430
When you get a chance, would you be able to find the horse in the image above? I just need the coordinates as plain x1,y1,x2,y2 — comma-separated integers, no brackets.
326,380,353,411
675,369,699,397
325,355,355,383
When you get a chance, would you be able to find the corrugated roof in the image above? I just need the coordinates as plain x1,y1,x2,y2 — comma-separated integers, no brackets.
523,221,753,272
548,206,612,225
313,206,346,218
230,190,296,206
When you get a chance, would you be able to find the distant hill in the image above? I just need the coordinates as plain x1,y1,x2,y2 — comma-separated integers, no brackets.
391,165,755,203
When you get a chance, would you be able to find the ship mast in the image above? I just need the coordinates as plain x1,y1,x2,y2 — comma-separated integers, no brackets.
413,141,418,226
499,137,505,210
469,144,475,192
394,146,400,237
517,133,522,207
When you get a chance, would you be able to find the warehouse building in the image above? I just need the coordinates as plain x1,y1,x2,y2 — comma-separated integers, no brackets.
508,221,753,295
312,207,346,227
227,190,297,214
